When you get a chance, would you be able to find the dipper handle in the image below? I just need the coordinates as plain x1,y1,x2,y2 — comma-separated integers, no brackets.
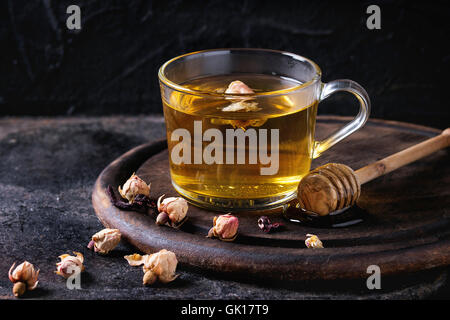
355,128,450,185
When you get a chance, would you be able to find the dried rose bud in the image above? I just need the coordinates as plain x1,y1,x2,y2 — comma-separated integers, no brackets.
55,252,85,278
118,173,151,203
305,234,324,249
88,228,121,254
142,249,178,284
8,261,40,295
157,195,188,226
225,80,255,94
207,213,239,241
258,216,284,233
223,80,260,113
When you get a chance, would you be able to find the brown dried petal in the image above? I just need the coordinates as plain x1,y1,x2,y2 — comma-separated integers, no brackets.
108,185,157,215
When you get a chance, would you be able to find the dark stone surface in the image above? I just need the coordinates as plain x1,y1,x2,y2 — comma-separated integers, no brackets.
0,116,449,299
1,1,450,129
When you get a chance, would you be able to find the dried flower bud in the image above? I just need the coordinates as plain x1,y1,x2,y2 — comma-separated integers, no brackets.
142,249,178,284
55,252,85,278
207,213,239,241
157,195,188,226
305,234,324,249
8,261,40,291
118,173,151,203
88,228,121,254
13,282,26,297
257,216,283,233
124,253,148,266
225,80,255,94
223,80,260,112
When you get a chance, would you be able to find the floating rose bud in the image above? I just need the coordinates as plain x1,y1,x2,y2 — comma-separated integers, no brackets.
88,228,121,254
118,173,151,203
142,249,179,284
207,213,239,241
222,80,261,113
8,261,40,297
55,252,85,278
305,234,324,249
157,195,188,227
225,80,255,94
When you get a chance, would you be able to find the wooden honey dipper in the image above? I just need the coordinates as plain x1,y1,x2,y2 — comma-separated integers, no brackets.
297,128,450,216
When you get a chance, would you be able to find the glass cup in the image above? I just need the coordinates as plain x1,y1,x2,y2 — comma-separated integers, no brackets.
158,49,370,212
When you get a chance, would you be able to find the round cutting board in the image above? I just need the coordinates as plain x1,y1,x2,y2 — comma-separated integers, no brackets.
92,116,450,281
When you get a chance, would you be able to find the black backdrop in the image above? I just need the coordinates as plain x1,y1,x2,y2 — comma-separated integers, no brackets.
1,0,449,129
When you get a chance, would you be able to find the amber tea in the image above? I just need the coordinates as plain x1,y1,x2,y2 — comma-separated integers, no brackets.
162,74,318,209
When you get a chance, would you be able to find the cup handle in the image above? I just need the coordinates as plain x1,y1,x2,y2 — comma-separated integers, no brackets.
313,79,371,158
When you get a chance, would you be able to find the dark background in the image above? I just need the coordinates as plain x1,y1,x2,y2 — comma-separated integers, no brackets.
0,0,449,129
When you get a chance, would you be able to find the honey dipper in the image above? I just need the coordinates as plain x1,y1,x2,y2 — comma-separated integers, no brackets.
297,128,450,216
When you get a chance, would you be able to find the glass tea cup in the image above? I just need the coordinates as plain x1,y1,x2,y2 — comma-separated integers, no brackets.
158,49,370,211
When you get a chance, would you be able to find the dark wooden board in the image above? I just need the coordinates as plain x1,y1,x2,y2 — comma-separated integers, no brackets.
92,116,450,281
